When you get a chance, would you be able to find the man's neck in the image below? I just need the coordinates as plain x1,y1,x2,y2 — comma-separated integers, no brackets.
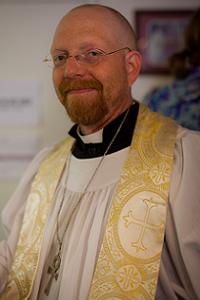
69,101,139,159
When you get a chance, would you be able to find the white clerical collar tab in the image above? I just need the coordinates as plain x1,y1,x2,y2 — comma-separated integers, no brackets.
77,127,103,144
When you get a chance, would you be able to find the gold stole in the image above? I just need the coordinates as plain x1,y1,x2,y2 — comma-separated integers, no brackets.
88,105,177,299
0,105,177,300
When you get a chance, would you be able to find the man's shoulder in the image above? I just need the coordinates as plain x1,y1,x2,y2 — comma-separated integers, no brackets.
33,135,73,162
40,136,74,163
176,125,200,147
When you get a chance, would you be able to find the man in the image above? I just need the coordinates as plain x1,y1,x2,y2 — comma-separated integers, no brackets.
0,4,200,300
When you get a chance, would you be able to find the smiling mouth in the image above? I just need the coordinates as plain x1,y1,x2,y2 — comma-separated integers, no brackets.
66,88,98,95
60,80,103,98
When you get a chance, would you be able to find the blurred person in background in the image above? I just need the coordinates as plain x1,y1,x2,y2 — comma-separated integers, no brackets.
144,8,200,130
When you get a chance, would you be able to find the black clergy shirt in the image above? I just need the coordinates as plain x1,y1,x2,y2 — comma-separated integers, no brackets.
68,101,139,159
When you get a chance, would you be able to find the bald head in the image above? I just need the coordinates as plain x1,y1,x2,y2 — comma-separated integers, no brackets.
53,4,136,50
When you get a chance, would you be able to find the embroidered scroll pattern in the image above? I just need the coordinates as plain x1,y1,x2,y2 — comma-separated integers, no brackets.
0,138,73,300
89,105,177,300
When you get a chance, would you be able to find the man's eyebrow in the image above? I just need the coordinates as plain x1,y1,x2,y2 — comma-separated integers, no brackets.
54,48,68,53
52,44,99,55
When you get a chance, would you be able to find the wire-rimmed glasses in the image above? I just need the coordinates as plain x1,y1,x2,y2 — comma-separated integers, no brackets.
43,47,132,68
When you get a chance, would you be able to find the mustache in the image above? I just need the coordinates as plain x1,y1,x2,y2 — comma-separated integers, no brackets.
59,79,103,95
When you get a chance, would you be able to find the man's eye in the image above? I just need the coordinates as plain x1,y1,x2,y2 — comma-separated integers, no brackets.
87,50,102,57
54,54,67,64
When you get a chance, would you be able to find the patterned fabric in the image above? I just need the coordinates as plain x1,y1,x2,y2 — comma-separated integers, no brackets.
0,105,177,300
88,105,177,300
144,68,200,130
0,138,74,300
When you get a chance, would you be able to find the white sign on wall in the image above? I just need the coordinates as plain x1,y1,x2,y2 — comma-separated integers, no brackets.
0,80,42,126
0,133,41,179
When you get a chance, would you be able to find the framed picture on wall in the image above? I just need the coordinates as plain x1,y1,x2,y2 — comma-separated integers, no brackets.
135,10,194,74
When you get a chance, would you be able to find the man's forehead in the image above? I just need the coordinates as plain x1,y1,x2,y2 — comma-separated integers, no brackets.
51,31,115,54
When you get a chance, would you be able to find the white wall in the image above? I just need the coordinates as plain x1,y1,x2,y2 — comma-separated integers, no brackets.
0,0,199,239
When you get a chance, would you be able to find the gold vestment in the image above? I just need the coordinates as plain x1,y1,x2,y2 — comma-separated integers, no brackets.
1,105,177,300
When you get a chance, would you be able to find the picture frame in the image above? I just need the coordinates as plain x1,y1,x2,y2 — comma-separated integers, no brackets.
135,10,194,75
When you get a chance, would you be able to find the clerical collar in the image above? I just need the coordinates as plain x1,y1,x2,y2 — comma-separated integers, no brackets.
76,127,103,144
68,101,139,158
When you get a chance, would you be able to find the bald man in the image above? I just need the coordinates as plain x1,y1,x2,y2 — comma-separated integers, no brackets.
0,4,200,300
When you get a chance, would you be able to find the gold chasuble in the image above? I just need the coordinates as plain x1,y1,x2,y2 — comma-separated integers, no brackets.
0,105,177,300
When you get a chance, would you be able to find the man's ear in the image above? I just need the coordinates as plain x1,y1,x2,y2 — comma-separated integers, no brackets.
125,50,142,86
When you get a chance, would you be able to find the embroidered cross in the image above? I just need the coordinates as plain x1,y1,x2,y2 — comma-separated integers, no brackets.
44,253,61,296
123,198,164,253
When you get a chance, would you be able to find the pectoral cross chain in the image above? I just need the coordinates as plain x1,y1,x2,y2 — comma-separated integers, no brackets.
44,253,61,296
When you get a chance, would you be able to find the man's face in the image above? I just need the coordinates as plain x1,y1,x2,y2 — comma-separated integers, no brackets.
51,9,132,129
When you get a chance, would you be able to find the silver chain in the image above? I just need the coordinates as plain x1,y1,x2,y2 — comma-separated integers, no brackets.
44,105,131,295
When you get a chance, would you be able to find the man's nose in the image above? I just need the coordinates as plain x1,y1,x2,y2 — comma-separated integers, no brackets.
63,56,86,78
